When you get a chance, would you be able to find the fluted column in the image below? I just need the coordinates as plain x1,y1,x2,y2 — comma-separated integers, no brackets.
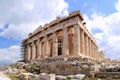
96,46,98,60
93,44,95,59
85,34,87,56
94,45,96,59
81,30,85,56
26,44,30,60
95,46,98,60
53,33,58,57
63,27,69,55
36,39,41,59
41,41,45,58
95,46,97,60
29,44,32,60
88,38,90,57
92,42,94,59
45,36,49,58
91,41,94,59
32,42,36,60
89,40,92,58
86,36,89,57
73,24,80,55
95,46,97,59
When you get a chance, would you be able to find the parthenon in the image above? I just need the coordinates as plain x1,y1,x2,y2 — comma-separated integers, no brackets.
22,11,104,61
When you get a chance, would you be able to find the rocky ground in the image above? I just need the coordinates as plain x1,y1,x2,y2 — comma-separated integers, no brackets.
0,57,120,80
0,62,85,80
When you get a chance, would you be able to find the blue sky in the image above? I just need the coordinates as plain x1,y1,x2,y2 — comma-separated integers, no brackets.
0,0,120,64
66,0,118,15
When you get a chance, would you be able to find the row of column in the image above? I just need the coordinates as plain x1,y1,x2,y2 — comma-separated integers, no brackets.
26,33,57,60
25,24,79,60
80,30,99,59
25,24,99,61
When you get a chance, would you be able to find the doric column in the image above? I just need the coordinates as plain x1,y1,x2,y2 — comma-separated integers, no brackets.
91,41,92,58
36,39,41,59
29,44,32,60
92,43,94,59
81,30,85,56
45,36,49,58
93,44,94,59
93,44,95,59
85,35,89,57
95,46,97,60
86,35,89,56
73,24,80,55
31,42,36,60
88,37,90,57
26,44,30,60
91,41,94,59
41,41,45,58
94,45,96,59
95,46,98,60
53,32,58,57
85,34,87,56
89,40,92,58
96,47,98,60
63,27,69,55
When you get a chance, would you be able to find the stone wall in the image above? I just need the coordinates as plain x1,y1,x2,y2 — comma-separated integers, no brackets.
95,72,120,79
24,56,97,77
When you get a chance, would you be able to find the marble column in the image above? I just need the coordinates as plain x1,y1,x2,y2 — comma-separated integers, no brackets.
86,35,89,57
27,44,30,60
95,46,97,59
95,46,98,60
36,39,41,59
91,41,94,59
29,44,32,60
63,27,69,55
85,34,87,56
93,44,95,59
89,39,91,58
81,30,85,56
73,24,80,55
41,41,45,58
87,36,90,57
53,33,58,57
92,43,94,59
45,36,49,58
32,42,36,60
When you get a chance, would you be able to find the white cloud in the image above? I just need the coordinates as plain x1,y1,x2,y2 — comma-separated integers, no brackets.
84,0,120,60
0,0,120,62
0,0,69,39
115,0,120,11
0,45,21,63
0,0,69,64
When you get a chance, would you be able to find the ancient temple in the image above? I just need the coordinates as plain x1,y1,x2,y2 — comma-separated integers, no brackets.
22,11,104,61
